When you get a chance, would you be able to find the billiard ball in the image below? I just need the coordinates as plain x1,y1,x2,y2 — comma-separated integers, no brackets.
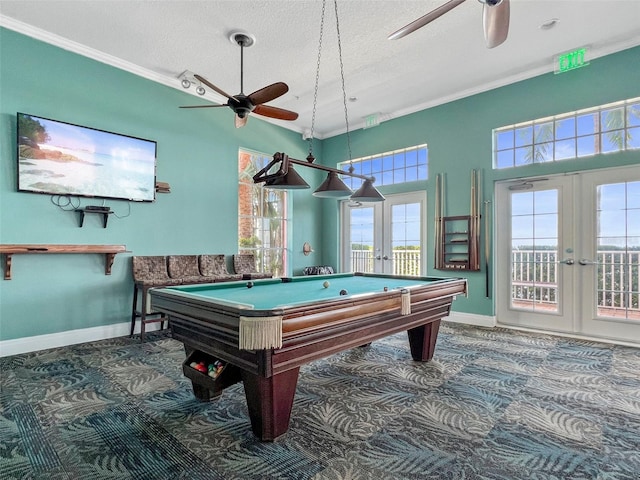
246,281,254,288
383,286,388,292
339,289,348,295
323,281,330,288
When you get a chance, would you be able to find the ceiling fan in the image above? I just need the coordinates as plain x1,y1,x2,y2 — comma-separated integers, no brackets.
180,32,299,128
388,0,510,49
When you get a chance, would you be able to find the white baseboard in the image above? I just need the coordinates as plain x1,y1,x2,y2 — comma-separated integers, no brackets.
444,311,496,328
498,324,640,348
0,322,163,357
2,311,495,358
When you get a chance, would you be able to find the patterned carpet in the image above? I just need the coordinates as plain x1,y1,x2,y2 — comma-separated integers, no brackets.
1,323,639,480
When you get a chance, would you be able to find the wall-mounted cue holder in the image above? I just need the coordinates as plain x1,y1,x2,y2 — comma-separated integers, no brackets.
434,170,481,271
439,216,474,270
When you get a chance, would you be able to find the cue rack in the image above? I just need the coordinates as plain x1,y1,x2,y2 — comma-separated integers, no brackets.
434,170,481,272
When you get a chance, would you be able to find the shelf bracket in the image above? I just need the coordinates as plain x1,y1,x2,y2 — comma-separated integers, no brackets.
3,253,13,280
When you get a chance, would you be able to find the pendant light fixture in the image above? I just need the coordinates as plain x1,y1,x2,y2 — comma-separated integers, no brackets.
254,0,384,203
309,0,353,198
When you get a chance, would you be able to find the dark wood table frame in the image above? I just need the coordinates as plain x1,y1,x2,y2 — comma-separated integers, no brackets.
151,275,466,441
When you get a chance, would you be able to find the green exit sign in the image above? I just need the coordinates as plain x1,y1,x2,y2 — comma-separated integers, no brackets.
555,47,589,74
363,113,380,129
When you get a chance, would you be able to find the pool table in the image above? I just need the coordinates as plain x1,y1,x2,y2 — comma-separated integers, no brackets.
150,272,466,441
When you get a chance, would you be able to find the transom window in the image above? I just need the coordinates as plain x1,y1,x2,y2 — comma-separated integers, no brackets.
494,97,640,169
338,144,428,189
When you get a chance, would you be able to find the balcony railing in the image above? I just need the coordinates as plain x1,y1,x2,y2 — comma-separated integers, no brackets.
350,248,640,319
511,249,640,319
350,249,421,276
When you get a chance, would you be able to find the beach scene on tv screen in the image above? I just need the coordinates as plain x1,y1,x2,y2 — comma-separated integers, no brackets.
18,114,156,201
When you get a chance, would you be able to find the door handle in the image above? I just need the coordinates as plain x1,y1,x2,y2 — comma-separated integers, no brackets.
579,258,598,265
559,258,574,265
382,255,389,260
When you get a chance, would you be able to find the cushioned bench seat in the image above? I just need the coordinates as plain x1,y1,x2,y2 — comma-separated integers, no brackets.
131,254,242,341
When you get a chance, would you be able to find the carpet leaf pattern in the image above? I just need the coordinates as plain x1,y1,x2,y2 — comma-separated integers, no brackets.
1,323,639,479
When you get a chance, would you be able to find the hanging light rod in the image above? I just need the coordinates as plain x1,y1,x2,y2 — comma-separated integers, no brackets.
252,1,384,203
252,152,385,202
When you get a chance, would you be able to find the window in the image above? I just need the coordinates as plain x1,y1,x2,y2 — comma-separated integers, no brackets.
238,150,288,277
338,144,428,188
494,97,640,169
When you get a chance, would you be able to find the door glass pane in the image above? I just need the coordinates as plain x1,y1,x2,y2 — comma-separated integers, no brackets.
596,181,640,320
391,203,421,276
511,190,559,313
349,207,374,273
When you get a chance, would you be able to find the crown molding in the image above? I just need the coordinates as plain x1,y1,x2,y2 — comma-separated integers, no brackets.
0,15,305,135
3,15,639,140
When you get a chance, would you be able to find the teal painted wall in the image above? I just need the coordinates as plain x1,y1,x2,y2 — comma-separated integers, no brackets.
1,27,638,343
0,28,322,341
321,46,640,316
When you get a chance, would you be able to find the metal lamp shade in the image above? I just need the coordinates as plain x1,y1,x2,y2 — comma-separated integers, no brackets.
265,166,310,190
312,172,353,198
350,179,385,202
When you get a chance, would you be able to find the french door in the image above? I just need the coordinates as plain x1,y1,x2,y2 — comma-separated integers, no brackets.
495,165,640,343
340,192,426,275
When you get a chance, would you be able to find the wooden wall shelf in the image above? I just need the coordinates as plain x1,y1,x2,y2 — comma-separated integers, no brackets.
0,244,128,280
74,208,113,228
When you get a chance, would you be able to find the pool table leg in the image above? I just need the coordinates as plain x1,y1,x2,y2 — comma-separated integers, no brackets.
241,367,300,441
407,319,441,361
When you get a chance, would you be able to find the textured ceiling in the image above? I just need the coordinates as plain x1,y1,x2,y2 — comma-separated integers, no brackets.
1,0,640,138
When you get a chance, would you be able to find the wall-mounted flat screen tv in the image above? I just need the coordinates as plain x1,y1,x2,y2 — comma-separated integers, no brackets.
17,112,157,202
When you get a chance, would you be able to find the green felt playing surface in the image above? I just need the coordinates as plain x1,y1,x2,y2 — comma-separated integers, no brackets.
163,273,446,310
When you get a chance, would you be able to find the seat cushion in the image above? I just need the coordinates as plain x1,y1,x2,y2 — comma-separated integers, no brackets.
233,254,257,274
168,255,200,279
132,256,170,282
199,254,229,276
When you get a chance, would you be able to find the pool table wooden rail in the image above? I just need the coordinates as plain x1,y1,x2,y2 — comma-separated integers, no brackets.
152,278,465,376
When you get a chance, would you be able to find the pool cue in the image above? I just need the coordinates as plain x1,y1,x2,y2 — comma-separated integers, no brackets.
434,174,441,269
484,199,491,297
476,169,482,271
470,169,477,270
440,173,446,268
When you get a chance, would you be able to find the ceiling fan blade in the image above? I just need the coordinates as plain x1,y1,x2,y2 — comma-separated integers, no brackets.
483,0,510,48
253,104,299,121
388,0,467,40
248,82,289,106
179,104,228,109
235,115,248,128
194,74,234,100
